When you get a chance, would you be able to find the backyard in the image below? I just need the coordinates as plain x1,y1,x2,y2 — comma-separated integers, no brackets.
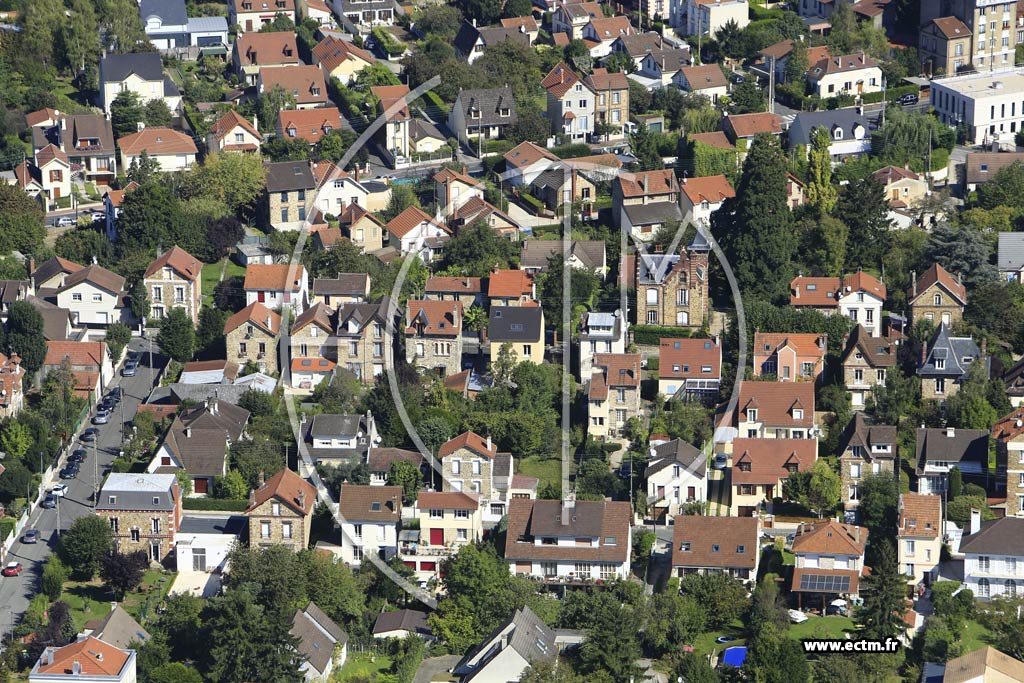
201,257,246,303
335,650,394,681
62,568,176,633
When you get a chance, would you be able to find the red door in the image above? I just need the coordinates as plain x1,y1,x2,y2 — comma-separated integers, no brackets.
257,291,266,303
194,478,208,494
420,561,436,571
687,486,695,501
429,528,444,546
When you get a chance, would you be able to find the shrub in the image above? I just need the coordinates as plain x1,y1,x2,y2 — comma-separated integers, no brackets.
520,192,545,214
41,557,70,600
182,497,249,511
631,325,694,346
371,27,406,57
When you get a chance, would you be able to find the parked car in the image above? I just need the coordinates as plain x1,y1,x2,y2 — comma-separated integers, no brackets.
898,93,919,105
80,428,99,442
59,465,78,479
50,484,68,497
92,410,111,425
730,72,745,84
54,216,76,227
41,494,58,509
788,609,809,624
90,212,106,222
713,453,728,469
68,449,86,464
122,360,138,377
2,562,23,576
22,530,39,544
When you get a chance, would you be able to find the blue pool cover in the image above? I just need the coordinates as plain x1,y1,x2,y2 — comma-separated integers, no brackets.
721,646,747,668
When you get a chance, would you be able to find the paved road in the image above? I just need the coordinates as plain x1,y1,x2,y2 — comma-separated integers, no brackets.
412,655,460,683
0,337,164,639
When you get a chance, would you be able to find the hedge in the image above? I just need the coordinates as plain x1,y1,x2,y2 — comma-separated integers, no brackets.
183,498,250,511
632,325,694,346
520,192,545,214
0,517,15,542
483,139,515,155
420,90,447,112
371,27,406,57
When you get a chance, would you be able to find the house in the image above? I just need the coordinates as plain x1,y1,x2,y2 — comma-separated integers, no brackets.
223,302,282,373
736,380,817,440
807,53,882,98
438,431,502,501
409,119,447,157
336,298,393,382
672,516,759,582
311,273,369,309
502,141,558,187
635,236,710,327
449,196,523,240
730,438,816,517
647,438,707,519
488,306,544,365
787,109,872,160
102,182,138,241
331,0,395,27
758,40,830,84
790,271,887,337
551,2,602,40
33,256,83,300
965,152,1024,192
908,264,967,327
658,337,721,400
587,353,642,439
920,16,972,77
55,265,129,328
206,109,262,153
840,324,896,409
918,323,986,402
837,412,897,515
338,484,401,565
993,408,1024,516
118,127,197,173
29,637,136,683
872,165,928,208
370,85,412,165
674,64,728,104
579,310,627,379
434,166,483,219
424,276,483,308
179,359,240,385
335,205,384,253
27,112,118,185
0,279,31,322
960,514,1024,600
791,520,868,608
258,66,329,108
43,341,113,401
528,166,598,220
30,145,72,210
312,161,373,216
723,112,783,145
291,302,338,383
636,46,691,87
232,31,300,85
305,412,376,463
500,15,539,42
0,353,25,419
277,107,343,146
149,399,250,495
577,67,625,139
931,68,1024,147
405,300,463,376
581,16,635,58
542,62,595,141
915,426,990,495
143,246,202,325
385,206,450,262
937,647,1024,682
138,0,187,48
10,160,45,203
412,491,484,561
680,174,735,226
372,610,432,640
753,332,827,383
613,168,679,230
246,467,317,550
448,87,517,150
98,52,180,115
367,446,420,485
520,240,607,279
311,35,375,84
266,159,316,230
1006,357,1024,407
675,0,749,38
230,0,297,33
291,603,348,682
81,605,150,649
173,514,246,573
452,607,556,682
96,473,182,562
453,21,530,64
897,493,942,587
187,16,229,47
244,263,309,314
999,233,1024,283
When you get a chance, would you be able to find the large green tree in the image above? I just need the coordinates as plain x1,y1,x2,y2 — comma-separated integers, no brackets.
58,515,113,579
117,183,184,252
7,300,47,372
744,623,809,683
110,90,147,139
805,127,838,214
190,152,268,216
0,183,46,256
924,221,997,290
156,307,196,363
680,572,748,628
836,176,891,270
441,220,518,277
858,538,908,640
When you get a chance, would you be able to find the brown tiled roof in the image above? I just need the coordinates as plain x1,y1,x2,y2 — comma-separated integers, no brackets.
312,35,374,72
223,301,282,335
754,332,826,359
35,144,69,166
292,301,335,334
209,109,260,141
725,112,782,138
235,31,300,66
872,165,919,184
672,516,758,569
426,276,482,294
243,264,306,291
552,31,570,46
659,337,721,380
505,498,631,563
792,520,867,556
144,245,202,280
841,324,896,368
808,53,879,80
439,431,497,459
104,181,138,208
689,131,734,150
616,168,678,198
592,353,641,388
541,62,588,98
790,271,886,307
897,493,941,539
504,141,558,169
681,174,735,205
511,474,539,489
117,127,197,155
930,16,971,40
586,15,633,41
966,152,1024,185
434,166,478,188
45,341,107,368
993,408,1024,442
500,15,538,31
339,203,385,229
25,108,60,127
260,66,328,105
679,64,728,89
406,299,462,336
583,67,629,91
418,490,479,510
737,381,815,428
731,438,816,485
371,84,411,121
338,484,401,522
182,359,240,378
588,371,608,400
844,271,886,299
908,263,966,305
58,264,126,297
231,0,297,14
367,447,420,472
760,39,795,60
487,269,533,298
247,467,316,515
277,107,342,144
386,206,449,239
35,637,130,677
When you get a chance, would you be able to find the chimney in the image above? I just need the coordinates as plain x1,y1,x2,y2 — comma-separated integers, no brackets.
185,426,191,438
794,282,800,299
911,271,917,298
29,256,35,275
258,470,266,487
970,508,981,535
46,650,54,666
298,490,306,509
266,314,272,329
561,495,575,526
472,17,476,26
486,434,492,451
981,337,987,359
253,114,258,132
72,661,81,675
946,427,955,438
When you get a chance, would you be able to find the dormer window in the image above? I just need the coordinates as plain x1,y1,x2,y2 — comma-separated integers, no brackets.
470,109,481,119
833,126,844,140
736,545,745,554
287,127,297,137
500,108,511,117
935,358,945,370
738,462,751,472
793,409,803,420
712,544,720,553
679,542,691,551
747,408,757,421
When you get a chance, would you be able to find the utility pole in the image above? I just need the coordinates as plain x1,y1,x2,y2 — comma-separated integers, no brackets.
93,435,98,508
768,54,775,114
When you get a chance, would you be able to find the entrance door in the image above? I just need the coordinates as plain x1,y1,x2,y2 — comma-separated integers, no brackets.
257,291,266,303
194,478,208,494
687,486,696,501
193,548,207,572
429,528,444,546
150,542,161,562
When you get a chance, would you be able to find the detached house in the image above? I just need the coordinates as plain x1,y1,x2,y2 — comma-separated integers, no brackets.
305,413,376,463
405,300,463,376
246,467,317,551
230,0,297,33
586,68,630,139
291,302,338,389
723,112,783,145
790,271,887,337
730,438,816,517
277,107,343,146
503,141,558,186
291,603,348,682
244,263,309,314
960,515,1024,601
807,53,882,98
635,234,710,327
28,111,118,185
658,337,721,400
370,85,412,165
753,332,826,383
232,31,300,85
672,516,759,582
144,246,202,325
999,233,1024,283
837,412,897,516
521,240,607,279
224,302,282,374
311,35,375,84
43,341,113,401
488,306,544,365
206,110,262,154
873,165,928,208
438,431,505,503
386,206,450,263
638,46,691,87
918,323,986,402
336,298,393,382
0,353,25,419
552,1,602,40
98,52,180,115
613,168,680,232
96,473,182,562
587,353,642,439
915,426,990,495
453,607,555,683
118,127,198,173
908,263,967,327
339,205,386,254
338,484,401,566
675,0,749,38
265,159,316,231
897,493,942,587
841,324,896,409
791,520,868,608
680,175,735,226
787,109,871,160
581,15,635,58
542,62,595,142
406,491,483,580
258,66,329,108
448,87,517,149
487,269,535,307
674,64,728,104
424,276,483,308
736,380,817,440
30,638,136,683
434,167,483,219
453,21,530,64
55,265,129,327
646,438,707,519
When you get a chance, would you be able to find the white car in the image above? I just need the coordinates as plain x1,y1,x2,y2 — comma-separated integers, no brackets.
90,212,106,222
50,484,68,497
788,609,809,624
54,216,76,227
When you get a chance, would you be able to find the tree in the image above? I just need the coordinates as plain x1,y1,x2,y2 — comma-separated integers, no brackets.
835,176,891,270
21,0,64,67
858,539,907,640
0,420,31,463
100,550,149,598
642,588,706,656
207,216,246,262
805,459,841,517
507,108,550,146
427,602,479,654
382,184,420,222
191,153,268,216
945,361,1002,430
745,623,809,683
630,123,662,171
948,466,963,500
157,308,196,363
577,602,642,680
519,660,581,683
931,581,974,630
858,473,899,532
213,470,249,499
117,183,183,253
41,557,70,601
58,515,113,579
0,184,46,256
236,388,273,418
149,663,204,683
126,150,161,185
259,85,297,138
680,572,748,628
230,439,285,488
261,136,309,163
388,460,422,505
63,0,100,73
729,80,766,114
922,615,964,662
976,161,1024,210
442,220,518,277
784,41,810,84
923,222,996,291
796,215,847,276
805,127,838,214
491,342,518,386
946,495,995,525
110,90,147,139
536,253,600,333
7,300,47,372
748,577,789,634
144,99,172,127
415,4,463,39
105,0,150,51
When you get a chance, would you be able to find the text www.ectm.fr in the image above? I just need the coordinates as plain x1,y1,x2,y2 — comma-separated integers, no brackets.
802,638,901,654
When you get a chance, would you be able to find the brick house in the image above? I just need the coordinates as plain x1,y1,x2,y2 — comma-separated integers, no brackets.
338,484,401,566
246,468,317,551
897,493,942,587
730,438,816,517
907,263,967,328
918,323,986,402
336,298,393,382
672,516,760,582
840,324,896,409
587,353,642,439
95,473,182,562
404,300,463,376
223,302,282,374
837,412,897,517
735,380,817,441
635,237,710,328
143,246,203,325
993,408,1024,517
752,331,827,383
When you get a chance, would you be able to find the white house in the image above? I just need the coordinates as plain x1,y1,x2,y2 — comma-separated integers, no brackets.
578,310,627,380
243,263,309,314
787,109,872,161
645,438,707,520
931,67,1024,147
174,515,246,573
959,513,1024,600
291,603,348,682
637,47,691,88
551,1,602,40
118,127,198,173
98,52,181,115
452,607,555,683
672,0,749,38
680,174,735,226
385,206,450,263
54,265,129,326
542,62,596,142
139,0,189,49
502,142,558,187
29,638,136,683
338,484,401,566
674,64,728,104
311,161,370,216
807,53,883,98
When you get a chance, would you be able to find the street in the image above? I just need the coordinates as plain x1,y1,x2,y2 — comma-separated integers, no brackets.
0,337,164,640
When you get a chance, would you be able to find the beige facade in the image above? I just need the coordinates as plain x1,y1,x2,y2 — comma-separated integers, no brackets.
635,248,710,328
418,495,483,547
336,305,389,383
224,303,282,374
269,184,315,227
994,410,1024,516
405,300,463,376
143,247,203,326
897,493,942,586
921,19,972,76
246,470,316,552
588,354,642,439
439,433,498,500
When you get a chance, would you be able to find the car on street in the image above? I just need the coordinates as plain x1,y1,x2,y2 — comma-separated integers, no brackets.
41,494,58,509
2,562,23,576
713,453,728,469
54,216,76,227
59,465,78,479
898,93,919,105
50,484,68,497
22,530,39,544
92,410,111,425
80,427,99,442
127,351,140,363
68,450,86,464
90,212,105,222
122,361,138,377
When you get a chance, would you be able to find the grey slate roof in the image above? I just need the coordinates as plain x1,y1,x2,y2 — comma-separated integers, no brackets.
309,413,362,438
265,160,316,192
488,306,542,342
914,427,989,470
313,273,370,297
100,52,164,83
624,201,683,226
372,609,432,636
918,323,983,378
646,438,706,478
528,499,606,537
455,607,555,682
998,232,1024,271
178,515,247,535
97,473,177,511
89,605,150,649
520,240,605,271
291,602,348,674
454,22,530,56
187,16,228,33
959,516,1024,556
139,0,187,26
787,109,872,148
453,88,517,128
336,297,394,337
26,296,73,341
837,412,897,456
637,254,677,284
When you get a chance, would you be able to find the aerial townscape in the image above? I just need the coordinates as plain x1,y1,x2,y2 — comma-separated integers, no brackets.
7,0,1024,681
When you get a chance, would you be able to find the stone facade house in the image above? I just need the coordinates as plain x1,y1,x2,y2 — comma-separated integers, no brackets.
95,473,182,562
439,431,500,500
752,332,827,383
993,408,1024,517
918,323,986,402
246,468,317,551
583,68,629,140
840,324,896,409
919,16,972,76
613,168,680,231
266,160,316,231
837,412,897,517
143,246,203,325
672,516,759,582
897,493,942,587
291,302,338,364
587,353,641,439
635,233,710,327
339,204,386,254
404,300,463,376
338,484,401,566
730,438,816,517
336,298,393,383
223,302,282,374
424,276,483,309
907,263,967,327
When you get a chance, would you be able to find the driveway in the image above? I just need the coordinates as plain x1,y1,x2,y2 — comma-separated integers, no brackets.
412,655,460,683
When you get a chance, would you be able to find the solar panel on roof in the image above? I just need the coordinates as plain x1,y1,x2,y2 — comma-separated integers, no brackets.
799,573,850,592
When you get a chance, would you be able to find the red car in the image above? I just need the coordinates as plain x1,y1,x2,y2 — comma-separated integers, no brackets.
2,562,22,577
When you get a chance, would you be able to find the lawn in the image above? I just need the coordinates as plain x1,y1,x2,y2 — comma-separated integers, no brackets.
518,456,562,495
201,258,246,302
960,618,994,653
335,651,393,681
691,619,747,656
789,614,857,640
62,569,175,633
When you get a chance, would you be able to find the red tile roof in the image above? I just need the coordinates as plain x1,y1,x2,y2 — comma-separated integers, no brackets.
312,35,375,72
679,64,728,90
487,269,533,298
681,174,735,205
593,353,641,388
658,337,721,380
35,144,69,167
426,276,482,294
738,380,815,428
418,490,480,510
339,484,401,521
209,109,260,141
725,112,782,138
908,263,966,306
505,498,631,564
243,264,307,291
118,127,198,155
792,519,867,556
898,493,942,539
260,66,329,105
439,431,497,459
44,341,107,368
144,245,202,280
753,332,826,359
386,206,449,239
542,62,589,98
291,357,336,372
790,271,886,307
247,467,317,515
689,131,734,150
35,637,130,676
371,84,411,121
235,31,300,66
277,107,342,144
617,169,679,198
731,438,816,485
223,301,282,335
672,516,758,569
500,15,538,31
405,300,462,336
504,141,558,169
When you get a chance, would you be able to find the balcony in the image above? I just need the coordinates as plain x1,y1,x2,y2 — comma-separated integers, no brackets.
400,542,461,557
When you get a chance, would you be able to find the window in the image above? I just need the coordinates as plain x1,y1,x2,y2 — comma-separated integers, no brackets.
151,518,161,534
282,522,292,539
353,523,362,538
850,463,861,479
238,342,247,355
1008,557,1018,575
472,460,481,475
979,577,991,598
793,409,803,420
260,521,271,539
574,562,591,576
131,528,141,542
935,378,946,394
457,529,468,541
747,409,758,421
617,388,626,404
979,556,991,572
72,293,82,302
455,509,469,519
905,540,915,556
429,508,443,519
854,368,864,383
92,293,102,302
1008,580,1017,596
849,484,860,501
109,518,119,533
523,344,532,356
452,460,461,474
679,542,691,552
935,357,945,370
